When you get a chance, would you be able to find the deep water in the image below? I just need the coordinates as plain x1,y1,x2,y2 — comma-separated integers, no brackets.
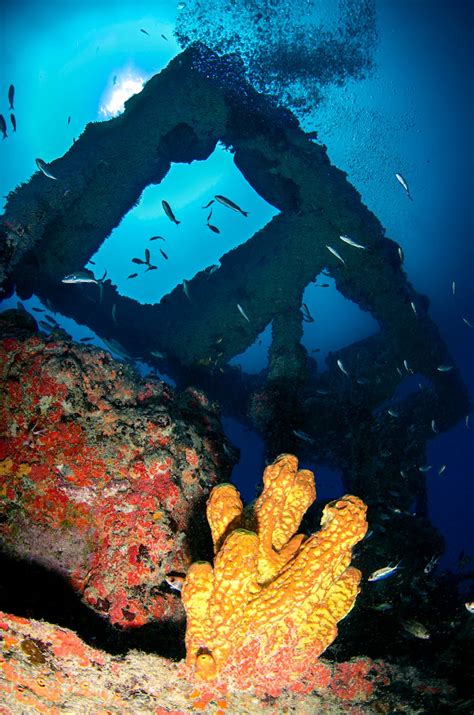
0,0,473,634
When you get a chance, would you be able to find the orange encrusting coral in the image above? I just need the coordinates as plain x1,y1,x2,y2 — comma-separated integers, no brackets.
181,454,368,692
0,332,234,629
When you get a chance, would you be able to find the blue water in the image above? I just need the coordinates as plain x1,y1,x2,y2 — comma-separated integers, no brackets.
1,0,473,573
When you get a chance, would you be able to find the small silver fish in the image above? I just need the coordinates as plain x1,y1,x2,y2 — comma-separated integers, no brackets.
205,264,220,278
438,464,446,475
398,246,404,262
410,301,417,316
0,114,7,139
368,562,400,582
62,270,98,284
183,279,191,301
403,359,410,372
237,303,250,322
293,430,314,444
164,573,186,592
437,365,453,372
388,408,399,418
292,429,315,444
162,200,180,225
395,173,413,201
337,359,349,377
370,602,393,612
215,194,248,216
402,620,430,639
302,303,314,323
339,234,366,249
396,367,403,377
8,84,15,111
452,280,456,296
150,350,165,359
102,337,133,361
418,465,432,473
326,245,346,266
431,419,438,434
424,555,439,574
35,157,57,180
462,317,474,328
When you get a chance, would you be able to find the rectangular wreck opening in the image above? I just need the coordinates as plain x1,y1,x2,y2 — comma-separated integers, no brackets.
87,143,278,305
301,276,379,371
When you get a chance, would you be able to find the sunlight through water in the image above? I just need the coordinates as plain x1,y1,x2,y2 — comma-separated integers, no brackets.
99,72,145,117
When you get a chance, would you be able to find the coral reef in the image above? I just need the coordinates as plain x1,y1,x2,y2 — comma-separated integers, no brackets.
0,313,235,628
0,43,471,691
0,610,458,713
181,454,368,693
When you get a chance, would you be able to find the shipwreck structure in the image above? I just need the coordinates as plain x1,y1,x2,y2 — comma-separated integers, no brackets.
0,45,470,579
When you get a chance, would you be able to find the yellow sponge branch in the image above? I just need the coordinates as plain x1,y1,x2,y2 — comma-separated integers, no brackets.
181,454,368,688
206,483,243,554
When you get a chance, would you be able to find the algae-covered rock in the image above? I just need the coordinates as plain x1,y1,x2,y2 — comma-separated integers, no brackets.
0,313,236,628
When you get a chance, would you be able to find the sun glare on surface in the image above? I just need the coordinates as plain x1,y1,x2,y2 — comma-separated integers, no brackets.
99,73,144,117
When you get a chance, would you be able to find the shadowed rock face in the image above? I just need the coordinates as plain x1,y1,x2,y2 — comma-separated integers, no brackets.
0,310,236,628
0,45,470,584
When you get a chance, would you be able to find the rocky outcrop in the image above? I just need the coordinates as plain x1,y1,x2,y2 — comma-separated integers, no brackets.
0,609,458,712
0,310,236,628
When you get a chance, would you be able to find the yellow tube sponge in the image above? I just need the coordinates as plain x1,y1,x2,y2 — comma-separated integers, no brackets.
206,483,243,554
181,454,368,689
182,560,214,675
251,454,316,583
